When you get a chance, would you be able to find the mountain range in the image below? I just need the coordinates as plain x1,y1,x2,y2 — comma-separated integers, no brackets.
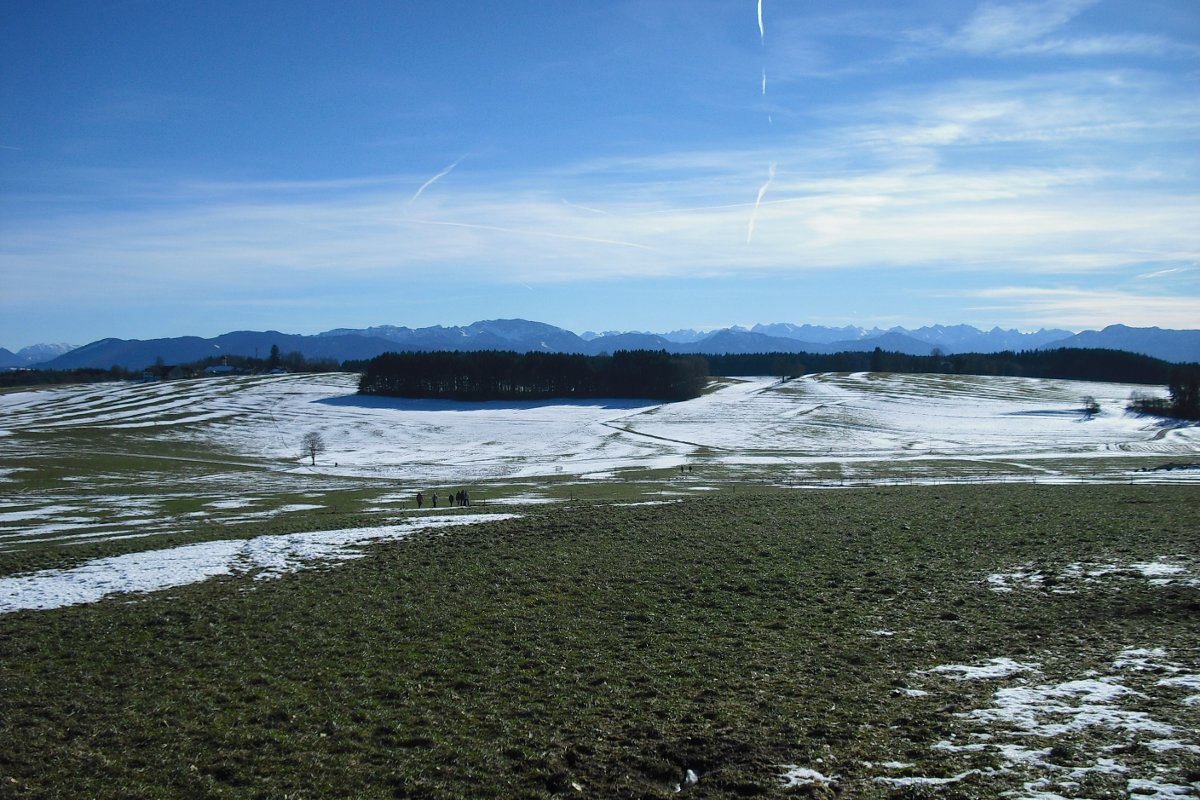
5,321,1198,372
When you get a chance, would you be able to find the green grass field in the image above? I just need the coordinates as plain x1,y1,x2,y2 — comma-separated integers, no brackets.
2,484,1197,798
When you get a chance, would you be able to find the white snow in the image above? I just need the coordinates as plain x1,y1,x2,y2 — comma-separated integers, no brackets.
493,493,563,506
206,498,261,510
1156,674,1200,707
0,513,515,613
777,766,834,788
1114,647,1177,672
971,678,1174,738
925,657,1037,680
874,770,980,787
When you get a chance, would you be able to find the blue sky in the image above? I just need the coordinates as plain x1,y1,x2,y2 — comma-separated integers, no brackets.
2,0,1198,349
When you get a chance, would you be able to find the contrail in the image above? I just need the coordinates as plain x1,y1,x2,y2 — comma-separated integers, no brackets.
561,199,613,216
410,157,463,202
758,1,768,105
746,162,776,244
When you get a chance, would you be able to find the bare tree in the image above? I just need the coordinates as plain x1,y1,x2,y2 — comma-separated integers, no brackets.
301,431,326,465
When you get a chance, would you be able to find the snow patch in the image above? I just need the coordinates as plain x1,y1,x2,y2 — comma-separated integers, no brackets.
0,514,516,613
970,678,1172,738
875,770,980,787
925,657,1037,681
778,766,834,789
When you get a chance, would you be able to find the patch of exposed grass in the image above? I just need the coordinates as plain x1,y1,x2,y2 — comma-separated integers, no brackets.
1,485,1198,798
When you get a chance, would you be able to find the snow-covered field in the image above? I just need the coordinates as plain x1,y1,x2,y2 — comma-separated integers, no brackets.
2,371,1195,485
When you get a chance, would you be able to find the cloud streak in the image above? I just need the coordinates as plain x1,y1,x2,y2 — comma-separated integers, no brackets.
962,286,1200,330
745,162,776,243
953,0,1099,55
400,217,660,254
410,157,465,203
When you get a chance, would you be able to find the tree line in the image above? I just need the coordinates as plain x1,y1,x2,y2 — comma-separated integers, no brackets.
358,350,710,402
704,346,1180,384
0,367,129,390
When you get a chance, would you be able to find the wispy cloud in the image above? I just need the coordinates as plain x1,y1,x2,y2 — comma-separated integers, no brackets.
400,218,660,254
952,0,1099,55
843,70,1200,157
5,147,1195,307
961,286,1200,330
1015,33,1200,57
1137,266,1195,280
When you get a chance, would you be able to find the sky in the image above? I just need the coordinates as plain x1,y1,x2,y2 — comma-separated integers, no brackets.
1,0,1198,350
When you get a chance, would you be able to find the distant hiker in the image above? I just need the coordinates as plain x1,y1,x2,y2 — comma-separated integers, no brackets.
416,492,424,509
461,491,470,507
432,493,438,508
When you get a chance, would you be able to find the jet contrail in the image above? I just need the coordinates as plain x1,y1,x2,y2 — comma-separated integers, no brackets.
746,162,776,243
561,199,613,216
762,68,767,95
757,0,764,44
410,157,463,202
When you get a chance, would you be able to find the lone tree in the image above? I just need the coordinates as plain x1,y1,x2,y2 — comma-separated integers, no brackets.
301,431,326,465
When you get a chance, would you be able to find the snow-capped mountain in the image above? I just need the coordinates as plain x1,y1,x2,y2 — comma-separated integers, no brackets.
0,343,79,369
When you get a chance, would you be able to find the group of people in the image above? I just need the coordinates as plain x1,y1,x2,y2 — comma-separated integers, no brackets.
414,490,471,509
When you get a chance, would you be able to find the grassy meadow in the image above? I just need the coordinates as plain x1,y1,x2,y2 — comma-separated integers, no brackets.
2,484,1198,798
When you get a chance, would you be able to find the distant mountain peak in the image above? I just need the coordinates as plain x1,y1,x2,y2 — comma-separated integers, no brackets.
14,320,1199,371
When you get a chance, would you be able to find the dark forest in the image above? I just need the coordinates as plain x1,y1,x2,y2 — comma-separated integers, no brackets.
358,350,710,402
